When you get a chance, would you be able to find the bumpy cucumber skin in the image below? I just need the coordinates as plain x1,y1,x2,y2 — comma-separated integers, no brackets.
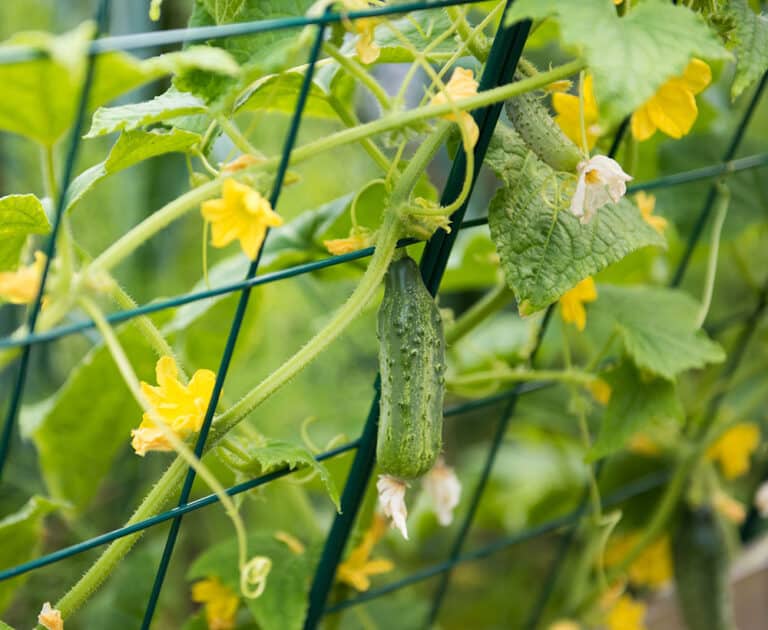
377,255,445,480
505,78,581,173
672,505,735,630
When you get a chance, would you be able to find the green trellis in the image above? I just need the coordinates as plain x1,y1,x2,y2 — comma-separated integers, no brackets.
0,1,766,628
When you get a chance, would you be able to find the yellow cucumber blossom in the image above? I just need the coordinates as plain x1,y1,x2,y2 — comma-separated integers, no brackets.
131,356,216,456
552,74,602,150
38,602,63,630
430,67,480,150
0,251,46,304
570,155,632,224
605,595,647,630
548,622,580,630
587,378,612,405
323,230,373,255
376,474,409,539
631,59,712,141
353,17,381,64
706,422,760,479
337,513,395,592
422,457,461,526
635,192,667,234
201,178,283,260
559,277,597,332
192,576,239,630
605,533,672,589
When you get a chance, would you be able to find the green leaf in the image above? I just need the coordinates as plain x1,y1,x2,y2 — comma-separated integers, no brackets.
591,284,726,380
369,10,456,63
144,46,240,78
67,128,201,211
202,0,247,24
188,532,316,630
86,90,207,137
486,126,666,314
590,360,683,460
728,0,768,99
0,496,60,613
238,73,337,118
19,326,157,513
505,0,729,124
0,194,50,271
217,436,339,510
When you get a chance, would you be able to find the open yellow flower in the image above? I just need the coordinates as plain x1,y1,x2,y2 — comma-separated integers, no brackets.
353,17,381,64
631,59,711,141
201,179,283,259
38,602,63,630
337,513,394,592
553,74,601,150
605,533,672,589
430,67,479,149
706,422,760,479
605,595,647,630
131,356,216,456
587,378,612,405
0,251,46,304
559,277,597,332
323,231,373,256
635,192,667,234
192,576,239,630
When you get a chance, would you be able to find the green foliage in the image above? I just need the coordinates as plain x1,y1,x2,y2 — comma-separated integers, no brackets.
590,360,683,460
238,73,338,118
0,194,50,271
371,10,457,63
505,0,729,124
592,285,725,380
0,496,59,613
728,0,768,99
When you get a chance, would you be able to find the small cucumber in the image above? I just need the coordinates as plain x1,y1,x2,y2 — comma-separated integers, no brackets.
505,72,581,173
672,504,735,630
377,255,445,480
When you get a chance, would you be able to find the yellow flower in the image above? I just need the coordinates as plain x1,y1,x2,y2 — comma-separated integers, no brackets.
605,595,647,630
354,17,381,64
192,577,239,630
605,533,672,589
628,433,662,457
0,251,46,304
635,192,667,234
545,80,573,94
587,378,612,405
38,602,63,630
131,356,216,456
201,179,283,259
430,67,480,149
337,513,395,592
631,59,712,141
552,74,601,150
559,277,597,332
222,154,263,173
707,422,760,479
548,621,580,630
323,232,372,255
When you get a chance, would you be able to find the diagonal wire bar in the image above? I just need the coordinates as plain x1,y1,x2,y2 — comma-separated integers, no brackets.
0,0,112,481
138,17,331,629
303,6,532,628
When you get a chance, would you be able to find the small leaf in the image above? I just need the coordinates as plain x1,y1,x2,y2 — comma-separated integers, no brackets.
591,284,726,380
0,496,60,613
728,0,768,99
367,10,456,63
238,73,337,119
0,195,51,271
590,360,683,460
144,46,240,77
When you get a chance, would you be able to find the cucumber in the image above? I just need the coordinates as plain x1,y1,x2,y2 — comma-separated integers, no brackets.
505,72,582,173
377,254,445,480
672,504,735,630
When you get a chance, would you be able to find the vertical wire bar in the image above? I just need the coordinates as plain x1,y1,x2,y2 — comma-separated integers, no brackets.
304,6,532,627
139,19,329,628
0,0,112,480
671,70,767,287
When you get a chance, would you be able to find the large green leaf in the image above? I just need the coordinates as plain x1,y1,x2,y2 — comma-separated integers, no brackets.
0,496,59,613
237,73,337,118
19,326,157,513
485,126,665,314
0,194,50,271
591,285,725,380
728,0,768,99
590,360,683,460
188,532,316,630
505,0,729,124
67,128,201,211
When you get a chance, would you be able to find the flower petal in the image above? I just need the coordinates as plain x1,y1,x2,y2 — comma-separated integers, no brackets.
682,58,711,95
646,83,697,139
631,105,657,141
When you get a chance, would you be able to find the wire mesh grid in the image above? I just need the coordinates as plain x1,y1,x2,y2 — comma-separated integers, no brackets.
0,1,766,628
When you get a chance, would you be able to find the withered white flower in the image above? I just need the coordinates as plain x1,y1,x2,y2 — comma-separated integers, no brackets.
422,458,461,526
377,474,409,540
755,481,768,517
570,155,632,224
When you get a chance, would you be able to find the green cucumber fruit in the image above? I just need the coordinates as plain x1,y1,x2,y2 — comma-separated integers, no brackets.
377,254,445,480
672,504,735,630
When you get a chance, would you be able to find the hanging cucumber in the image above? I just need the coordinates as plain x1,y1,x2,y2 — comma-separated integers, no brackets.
672,504,735,630
377,254,445,480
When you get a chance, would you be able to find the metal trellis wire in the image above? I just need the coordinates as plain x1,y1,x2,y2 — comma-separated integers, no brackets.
0,2,766,630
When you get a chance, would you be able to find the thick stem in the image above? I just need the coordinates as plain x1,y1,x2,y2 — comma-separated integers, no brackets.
445,283,514,345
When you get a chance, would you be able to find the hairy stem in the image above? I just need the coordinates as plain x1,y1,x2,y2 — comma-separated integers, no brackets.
445,282,514,345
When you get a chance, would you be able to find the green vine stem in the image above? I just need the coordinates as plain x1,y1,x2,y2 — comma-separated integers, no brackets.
446,367,596,390
696,182,730,328
446,6,490,61
52,123,450,620
323,42,393,111
444,282,514,346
